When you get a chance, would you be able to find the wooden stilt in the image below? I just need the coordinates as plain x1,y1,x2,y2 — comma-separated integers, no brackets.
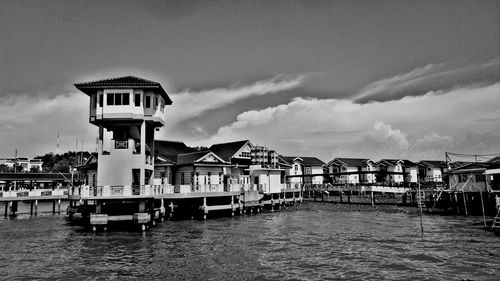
203,197,207,220
35,200,38,216
52,200,56,214
169,201,174,218
479,191,487,229
462,191,468,216
454,193,459,214
30,201,34,216
371,191,375,206
4,202,8,217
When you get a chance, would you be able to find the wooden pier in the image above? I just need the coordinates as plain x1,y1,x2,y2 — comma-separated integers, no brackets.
0,188,68,216
66,184,303,231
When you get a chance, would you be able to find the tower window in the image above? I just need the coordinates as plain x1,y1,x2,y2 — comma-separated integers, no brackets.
145,96,151,108
106,93,129,106
107,93,114,105
122,94,129,105
134,94,141,107
99,94,103,107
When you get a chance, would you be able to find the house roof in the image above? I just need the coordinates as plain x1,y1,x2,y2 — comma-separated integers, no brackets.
488,156,500,163
75,76,172,105
155,155,176,166
154,140,193,162
176,151,229,166
281,156,325,166
418,160,448,168
447,162,500,174
328,158,369,167
209,140,250,162
378,159,416,166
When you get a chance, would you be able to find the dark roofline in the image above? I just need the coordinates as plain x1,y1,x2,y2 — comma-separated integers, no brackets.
75,76,172,105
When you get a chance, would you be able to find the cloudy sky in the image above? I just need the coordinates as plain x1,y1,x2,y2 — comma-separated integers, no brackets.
1,0,499,162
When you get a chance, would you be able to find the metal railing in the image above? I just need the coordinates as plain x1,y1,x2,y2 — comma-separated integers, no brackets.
0,189,69,198
69,184,174,197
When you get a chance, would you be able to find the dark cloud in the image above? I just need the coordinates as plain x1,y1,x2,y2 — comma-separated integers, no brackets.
353,59,500,104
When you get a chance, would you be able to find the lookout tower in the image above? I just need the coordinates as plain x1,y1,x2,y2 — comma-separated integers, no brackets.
75,76,172,188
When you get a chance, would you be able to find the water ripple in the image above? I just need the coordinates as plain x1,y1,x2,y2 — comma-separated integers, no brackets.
1,204,499,280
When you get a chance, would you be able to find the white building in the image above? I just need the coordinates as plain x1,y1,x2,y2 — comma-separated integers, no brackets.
281,156,325,186
418,160,448,182
327,158,371,184
75,76,172,187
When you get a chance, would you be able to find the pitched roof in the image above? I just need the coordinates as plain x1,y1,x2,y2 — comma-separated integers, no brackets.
329,158,369,167
447,162,500,174
155,140,193,162
281,156,325,166
209,140,250,162
418,160,448,168
176,151,228,165
378,159,416,166
75,76,172,105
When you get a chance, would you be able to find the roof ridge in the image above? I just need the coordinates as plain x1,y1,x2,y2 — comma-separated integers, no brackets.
178,150,212,156
75,75,159,86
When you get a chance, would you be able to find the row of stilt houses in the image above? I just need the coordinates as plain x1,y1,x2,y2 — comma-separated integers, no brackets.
1,75,499,233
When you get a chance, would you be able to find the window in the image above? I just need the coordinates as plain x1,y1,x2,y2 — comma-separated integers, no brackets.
180,172,185,185
115,93,122,105
134,94,141,107
145,96,151,108
155,97,158,108
208,172,211,184
99,94,103,107
240,152,251,158
123,94,129,105
106,93,129,106
107,93,114,105
219,172,223,184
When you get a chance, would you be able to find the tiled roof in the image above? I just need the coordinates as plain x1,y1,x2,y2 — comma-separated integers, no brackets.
447,162,500,173
75,76,172,105
378,159,416,166
329,158,369,167
176,151,212,165
176,151,229,166
154,140,192,162
209,140,250,162
418,160,448,168
281,156,325,166
155,155,176,166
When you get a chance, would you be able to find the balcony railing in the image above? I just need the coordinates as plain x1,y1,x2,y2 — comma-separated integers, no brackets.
69,184,174,198
0,189,68,198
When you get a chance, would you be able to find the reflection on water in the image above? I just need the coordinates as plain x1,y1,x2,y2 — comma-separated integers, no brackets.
0,203,499,280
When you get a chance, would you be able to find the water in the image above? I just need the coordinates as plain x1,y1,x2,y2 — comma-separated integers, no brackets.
0,203,499,280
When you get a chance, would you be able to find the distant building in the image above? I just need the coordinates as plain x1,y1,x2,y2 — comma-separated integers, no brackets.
377,159,418,183
418,160,448,182
210,140,253,176
327,158,372,184
281,156,325,186
29,159,43,172
251,146,278,168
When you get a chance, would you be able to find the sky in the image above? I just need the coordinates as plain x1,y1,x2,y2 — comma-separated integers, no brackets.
1,0,499,162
